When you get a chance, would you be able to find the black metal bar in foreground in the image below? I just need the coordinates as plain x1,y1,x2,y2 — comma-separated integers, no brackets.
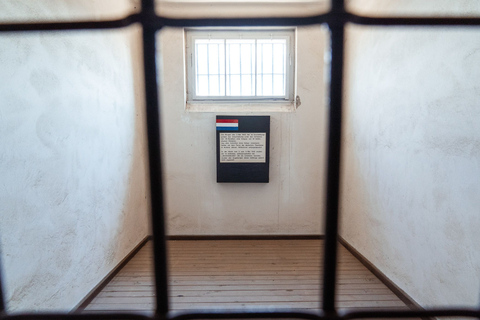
0,257,5,315
341,308,480,319
169,309,323,320
1,307,479,320
167,308,480,320
347,14,480,26
3,13,480,33
140,0,169,316
158,13,480,27
321,0,345,314
0,16,140,32
2,314,150,320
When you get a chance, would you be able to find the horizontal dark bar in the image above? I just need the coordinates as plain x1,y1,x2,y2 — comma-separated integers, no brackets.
0,14,141,32
158,15,324,27
167,235,324,240
2,308,480,320
341,308,480,319
2,12,480,33
348,14,480,26
170,309,323,320
1,313,150,320
0,14,325,32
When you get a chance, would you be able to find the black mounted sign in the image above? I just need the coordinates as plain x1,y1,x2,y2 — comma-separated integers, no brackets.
216,115,270,183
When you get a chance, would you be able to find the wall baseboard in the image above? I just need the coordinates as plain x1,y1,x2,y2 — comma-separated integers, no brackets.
73,235,152,312
338,236,431,319
167,234,324,241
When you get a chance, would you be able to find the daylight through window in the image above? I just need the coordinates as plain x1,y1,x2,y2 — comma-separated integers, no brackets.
186,29,295,102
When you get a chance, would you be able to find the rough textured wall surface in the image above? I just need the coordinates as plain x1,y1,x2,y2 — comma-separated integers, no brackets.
159,26,328,235
341,1,480,308
0,1,150,312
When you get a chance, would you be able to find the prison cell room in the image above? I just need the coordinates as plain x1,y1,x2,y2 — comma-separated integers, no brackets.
81,240,410,313
2,0,480,317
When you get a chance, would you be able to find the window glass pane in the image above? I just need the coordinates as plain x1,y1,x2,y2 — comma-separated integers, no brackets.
209,75,220,96
261,42,273,74
257,39,286,97
273,43,285,74
190,32,292,100
226,39,255,96
241,75,253,96
195,39,225,96
273,75,285,96
227,42,240,75
240,43,253,75
257,74,263,95
228,74,241,96
197,75,208,96
219,43,226,76
261,74,273,96
196,43,208,75
220,75,226,96
209,43,219,75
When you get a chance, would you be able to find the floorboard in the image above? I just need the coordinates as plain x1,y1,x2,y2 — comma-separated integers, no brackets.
83,239,411,315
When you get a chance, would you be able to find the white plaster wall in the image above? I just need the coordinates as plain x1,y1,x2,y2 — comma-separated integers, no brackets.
0,1,150,312
341,1,480,308
159,25,328,235
0,0,135,22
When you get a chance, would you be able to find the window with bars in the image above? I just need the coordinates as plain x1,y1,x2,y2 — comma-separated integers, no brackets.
185,28,295,103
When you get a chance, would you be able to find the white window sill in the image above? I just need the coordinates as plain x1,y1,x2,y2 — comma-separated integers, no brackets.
185,101,296,113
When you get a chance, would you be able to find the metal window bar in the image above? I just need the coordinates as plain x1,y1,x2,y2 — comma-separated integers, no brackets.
271,43,274,95
207,44,210,95
239,43,242,94
0,0,480,320
259,42,263,95
218,43,221,95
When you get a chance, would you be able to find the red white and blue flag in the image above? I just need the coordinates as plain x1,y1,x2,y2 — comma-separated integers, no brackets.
216,119,238,131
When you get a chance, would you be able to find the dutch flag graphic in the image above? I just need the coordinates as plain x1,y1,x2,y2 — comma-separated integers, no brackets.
216,119,239,131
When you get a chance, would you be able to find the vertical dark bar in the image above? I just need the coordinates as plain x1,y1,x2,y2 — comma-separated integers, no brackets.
141,0,169,316
322,0,346,314
0,257,5,314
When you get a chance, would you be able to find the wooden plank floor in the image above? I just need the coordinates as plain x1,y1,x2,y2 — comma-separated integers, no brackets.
83,240,410,314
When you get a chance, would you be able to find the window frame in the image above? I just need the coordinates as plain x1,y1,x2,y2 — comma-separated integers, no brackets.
185,27,296,104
